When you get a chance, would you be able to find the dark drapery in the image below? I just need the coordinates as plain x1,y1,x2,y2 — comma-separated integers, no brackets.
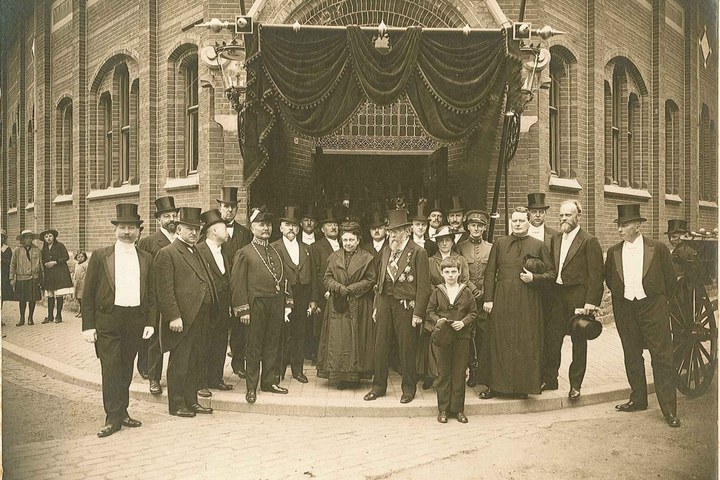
243,24,521,184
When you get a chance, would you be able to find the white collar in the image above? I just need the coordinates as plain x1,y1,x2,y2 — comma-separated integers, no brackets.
205,237,222,250
624,234,644,248
562,225,581,241
529,224,545,232
115,241,136,253
373,238,385,248
283,237,299,248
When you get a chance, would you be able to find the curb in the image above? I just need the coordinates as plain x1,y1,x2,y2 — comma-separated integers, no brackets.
3,341,654,418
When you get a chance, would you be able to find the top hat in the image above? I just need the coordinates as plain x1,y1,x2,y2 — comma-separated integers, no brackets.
153,196,179,218
367,211,387,229
16,229,36,241
39,228,60,239
111,204,143,226
428,198,444,215
614,204,647,224
280,206,301,224
431,224,455,241
386,209,411,230
301,205,319,220
200,209,225,233
526,193,550,210
447,195,464,214
465,210,489,225
176,207,203,228
320,208,339,225
410,199,429,222
665,219,688,234
569,313,603,341
249,206,273,224
216,186,239,206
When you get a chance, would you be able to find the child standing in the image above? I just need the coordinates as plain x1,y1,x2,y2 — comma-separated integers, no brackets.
73,251,87,317
426,256,477,423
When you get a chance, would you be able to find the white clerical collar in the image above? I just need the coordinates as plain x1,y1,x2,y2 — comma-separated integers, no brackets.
115,240,136,253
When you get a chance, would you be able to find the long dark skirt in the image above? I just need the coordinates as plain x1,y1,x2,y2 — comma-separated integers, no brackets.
14,279,41,302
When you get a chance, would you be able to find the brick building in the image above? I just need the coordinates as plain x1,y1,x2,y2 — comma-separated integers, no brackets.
1,0,717,256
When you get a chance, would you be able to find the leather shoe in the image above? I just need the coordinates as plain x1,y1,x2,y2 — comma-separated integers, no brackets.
568,388,581,400
400,394,414,404
235,369,247,379
665,414,681,428
15,320,24,327
149,380,163,395
41,317,53,324
292,373,309,384
541,382,558,391
121,417,142,428
437,411,448,423
363,392,384,401
197,388,213,398
27,318,34,326
466,370,478,387
456,412,469,424
170,407,196,418
615,401,647,412
97,423,121,438
210,382,234,391
422,378,434,390
190,403,213,414
139,372,149,380
246,391,256,403
260,384,288,394
479,390,495,399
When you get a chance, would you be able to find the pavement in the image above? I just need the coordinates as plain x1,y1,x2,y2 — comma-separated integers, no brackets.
0,301,654,417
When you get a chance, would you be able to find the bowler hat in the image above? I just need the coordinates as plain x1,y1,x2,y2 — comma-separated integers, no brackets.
569,313,603,341
526,193,550,210
249,206,273,224
614,204,646,224
447,195,464,214
280,206,301,224
386,209,411,230
665,219,688,235
523,254,546,274
216,186,239,206
200,209,225,232
40,228,60,239
431,224,455,241
153,196,179,218
465,210,489,225
410,199,429,222
111,204,143,226
176,207,203,228
320,208,339,226
367,211,387,229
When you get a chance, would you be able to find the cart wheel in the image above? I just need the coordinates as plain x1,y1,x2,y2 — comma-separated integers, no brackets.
670,277,718,397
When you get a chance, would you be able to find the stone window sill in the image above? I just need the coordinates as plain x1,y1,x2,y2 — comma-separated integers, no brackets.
53,194,74,204
164,175,199,191
87,184,140,200
664,194,683,205
7,207,18,215
603,184,652,200
548,176,583,192
25,202,35,210
699,200,718,210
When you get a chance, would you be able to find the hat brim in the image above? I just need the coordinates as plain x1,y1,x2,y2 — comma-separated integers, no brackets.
40,230,59,238
111,220,144,226
526,205,550,210
216,199,239,206
154,208,180,218
410,216,429,223
201,219,225,232
613,216,647,224
176,220,202,228
280,217,301,224
387,221,412,230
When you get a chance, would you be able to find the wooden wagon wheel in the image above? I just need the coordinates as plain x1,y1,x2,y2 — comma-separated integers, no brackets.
670,276,718,397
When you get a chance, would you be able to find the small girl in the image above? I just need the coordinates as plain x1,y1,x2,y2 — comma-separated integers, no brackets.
73,251,88,317
426,256,477,424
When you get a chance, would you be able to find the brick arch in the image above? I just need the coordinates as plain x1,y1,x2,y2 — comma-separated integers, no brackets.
604,55,648,96
548,43,578,65
89,50,140,93
53,91,74,111
166,39,200,64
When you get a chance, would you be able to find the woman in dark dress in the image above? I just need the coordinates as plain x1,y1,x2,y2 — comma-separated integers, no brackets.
317,222,377,387
1,229,13,325
481,207,555,398
40,229,74,323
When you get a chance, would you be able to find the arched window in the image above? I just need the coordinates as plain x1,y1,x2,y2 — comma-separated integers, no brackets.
184,56,199,174
26,119,34,204
56,98,73,195
548,46,577,178
117,64,130,183
167,45,199,179
699,105,718,202
8,123,17,209
100,92,113,188
664,100,680,196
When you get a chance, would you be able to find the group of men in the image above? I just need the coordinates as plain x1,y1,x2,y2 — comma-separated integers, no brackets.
80,186,685,437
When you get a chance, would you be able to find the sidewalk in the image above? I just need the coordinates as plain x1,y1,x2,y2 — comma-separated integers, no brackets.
0,302,652,417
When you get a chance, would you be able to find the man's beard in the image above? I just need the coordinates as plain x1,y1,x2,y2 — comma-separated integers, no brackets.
164,222,176,233
560,222,576,234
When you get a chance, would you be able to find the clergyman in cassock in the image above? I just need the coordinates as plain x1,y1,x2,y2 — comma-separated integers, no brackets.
81,204,156,437
195,209,235,397
155,207,215,417
605,204,680,427
231,208,294,404
481,206,555,399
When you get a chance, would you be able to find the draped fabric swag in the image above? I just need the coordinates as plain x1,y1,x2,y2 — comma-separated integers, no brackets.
242,24,522,184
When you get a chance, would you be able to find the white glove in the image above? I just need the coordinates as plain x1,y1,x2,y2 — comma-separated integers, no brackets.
142,326,155,340
82,329,97,343
284,307,292,323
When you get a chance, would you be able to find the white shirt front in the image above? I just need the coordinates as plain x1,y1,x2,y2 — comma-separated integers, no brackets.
160,227,175,243
413,234,425,248
556,226,580,285
283,237,300,265
227,224,235,239
327,238,340,252
622,235,647,301
114,241,141,307
528,224,545,242
446,284,461,304
372,239,385,253
205,238,225,274
301,231,316,245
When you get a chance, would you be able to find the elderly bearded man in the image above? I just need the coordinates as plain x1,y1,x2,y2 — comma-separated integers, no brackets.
364,210,431,404
82,204,156,437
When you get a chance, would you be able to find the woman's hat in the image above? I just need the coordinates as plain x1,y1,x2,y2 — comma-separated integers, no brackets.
200,209,225,232
431,224,455,241
569,313,603,341
526,193,550,210
410,199,429,222
665,219,688,234
216,186,239,206
40,228,60,239
111,204,143,226
614,204,646,224
176,207,203,228
280,206,301,224
153,196,179,217
17,229,36,241
386,209,411,230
